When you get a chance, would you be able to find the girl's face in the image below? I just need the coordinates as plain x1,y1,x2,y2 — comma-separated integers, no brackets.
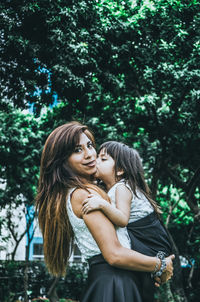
95,149,116,188
68,132,97,178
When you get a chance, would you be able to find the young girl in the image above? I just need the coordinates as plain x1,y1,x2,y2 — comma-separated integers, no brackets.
82,141,172,301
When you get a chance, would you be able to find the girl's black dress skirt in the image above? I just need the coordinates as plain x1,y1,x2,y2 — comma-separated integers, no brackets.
81,254,143,302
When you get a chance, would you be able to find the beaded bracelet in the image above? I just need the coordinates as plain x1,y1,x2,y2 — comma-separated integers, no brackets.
153,251,166,277
153,257,161,274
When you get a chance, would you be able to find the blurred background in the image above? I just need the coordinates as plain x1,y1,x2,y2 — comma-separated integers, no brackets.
0,0,199,301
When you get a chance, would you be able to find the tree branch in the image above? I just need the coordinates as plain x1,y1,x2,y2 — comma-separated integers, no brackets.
165,166,187,190
187,166,200,198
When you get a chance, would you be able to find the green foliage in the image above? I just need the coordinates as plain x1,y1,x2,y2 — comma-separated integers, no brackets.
0,105,45,207
158,185,192,225
0,261,87,302
0,0,200,300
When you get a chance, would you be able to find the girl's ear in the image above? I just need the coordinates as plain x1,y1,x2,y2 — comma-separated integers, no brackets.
116,169,124,177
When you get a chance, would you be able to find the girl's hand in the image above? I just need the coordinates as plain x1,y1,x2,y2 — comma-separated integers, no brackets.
82,194,106,214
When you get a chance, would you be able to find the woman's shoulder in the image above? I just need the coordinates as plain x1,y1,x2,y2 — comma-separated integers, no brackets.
69,188,90,219
71,184,103,203
71,187,89,201
70,184,108,219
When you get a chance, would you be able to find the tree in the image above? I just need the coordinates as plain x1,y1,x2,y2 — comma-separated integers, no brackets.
0,103,44,257
1,1,200,301
0,104,44,208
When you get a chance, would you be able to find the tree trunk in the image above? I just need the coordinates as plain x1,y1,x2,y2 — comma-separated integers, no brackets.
47,277,60,302
11,240,20,260
150,159,161,200
24,261,29,302
24,240,30,302
167,232,188,302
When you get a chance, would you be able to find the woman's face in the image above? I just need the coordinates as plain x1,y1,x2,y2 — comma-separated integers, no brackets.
68,132,97,178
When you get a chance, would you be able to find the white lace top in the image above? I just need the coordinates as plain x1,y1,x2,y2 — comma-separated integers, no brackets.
66,188,131,260
108,180,154,223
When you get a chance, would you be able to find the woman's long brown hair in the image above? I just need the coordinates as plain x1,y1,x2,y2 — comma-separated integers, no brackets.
35,121,104,277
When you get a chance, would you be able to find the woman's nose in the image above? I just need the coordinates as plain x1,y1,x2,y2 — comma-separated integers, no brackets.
84,147,93,158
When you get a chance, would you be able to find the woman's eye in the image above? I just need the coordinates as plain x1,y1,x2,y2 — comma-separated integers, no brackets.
74,147,82,153
101,158,107,161
88,142,93,148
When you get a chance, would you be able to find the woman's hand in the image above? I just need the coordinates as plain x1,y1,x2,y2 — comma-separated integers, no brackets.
82,194,106,214
153,254,175,286
160,254,175,284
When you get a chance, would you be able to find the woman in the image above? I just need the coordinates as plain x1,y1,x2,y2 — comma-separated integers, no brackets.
36,121,174,302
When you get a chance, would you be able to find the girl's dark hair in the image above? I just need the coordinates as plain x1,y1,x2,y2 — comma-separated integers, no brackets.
98,141,161,215
35,121,96,276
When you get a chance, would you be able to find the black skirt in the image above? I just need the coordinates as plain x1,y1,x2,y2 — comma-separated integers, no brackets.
81,254,143,302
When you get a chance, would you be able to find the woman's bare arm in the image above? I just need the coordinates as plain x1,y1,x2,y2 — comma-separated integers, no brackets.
71,188,174,277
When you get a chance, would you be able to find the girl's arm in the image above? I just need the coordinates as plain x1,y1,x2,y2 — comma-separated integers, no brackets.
71,188,174,280
82,184,132,227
